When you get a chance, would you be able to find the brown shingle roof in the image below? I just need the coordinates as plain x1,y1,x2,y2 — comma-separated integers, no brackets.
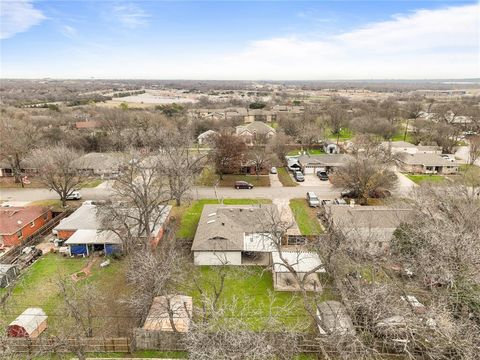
0,206,49,235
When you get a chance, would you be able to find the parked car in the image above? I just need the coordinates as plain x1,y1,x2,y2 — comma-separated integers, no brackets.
66,191,82,200
294,171,305,182
306,192,320,207
321,200,334,206
270,167,278,174
334,198,347,205
317,171,329,181
341,190,356,198
234,181,254,189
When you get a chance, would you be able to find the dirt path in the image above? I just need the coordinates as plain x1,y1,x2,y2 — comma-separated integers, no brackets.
71,257,98,282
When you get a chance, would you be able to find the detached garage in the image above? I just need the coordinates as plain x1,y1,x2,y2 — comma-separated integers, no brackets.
64,229,122,256
8,308,47,338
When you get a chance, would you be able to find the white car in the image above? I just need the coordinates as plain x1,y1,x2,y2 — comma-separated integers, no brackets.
270,167,277,174
65,191,82,200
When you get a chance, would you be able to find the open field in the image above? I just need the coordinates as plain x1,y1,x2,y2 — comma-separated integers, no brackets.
289,199,324,235
176,198,272,239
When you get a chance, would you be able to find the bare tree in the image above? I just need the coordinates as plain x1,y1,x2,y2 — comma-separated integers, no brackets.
468,135,480,165
266,132,291,162
248,146,271,179
31,145,86,207
350,116,397,140
403,101,424,142
325,101,348,135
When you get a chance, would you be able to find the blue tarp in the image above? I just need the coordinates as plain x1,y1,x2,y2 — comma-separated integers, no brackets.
70,244,88,256
105,244,120,255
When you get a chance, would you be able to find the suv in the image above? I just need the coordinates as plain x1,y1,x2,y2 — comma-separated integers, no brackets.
306,192,320,207
234,181,254,189
66,191,82,200
317,170,329,181
294,171,305,182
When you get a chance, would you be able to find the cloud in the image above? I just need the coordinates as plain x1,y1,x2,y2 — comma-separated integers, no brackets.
0,0,46,39
197,3,479,79
111,2,149,29
60,25,77,38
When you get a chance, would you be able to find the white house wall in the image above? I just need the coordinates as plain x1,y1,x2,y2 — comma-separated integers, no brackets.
194,251,242,266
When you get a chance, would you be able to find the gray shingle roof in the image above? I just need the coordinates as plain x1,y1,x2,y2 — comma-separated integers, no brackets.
191,204,278,251
298,154,351,167
401,153,458,167
236,121,276,136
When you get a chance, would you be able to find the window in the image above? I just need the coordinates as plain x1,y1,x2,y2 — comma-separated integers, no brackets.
17,230,23,239
43,213,49,221
30,221,35,227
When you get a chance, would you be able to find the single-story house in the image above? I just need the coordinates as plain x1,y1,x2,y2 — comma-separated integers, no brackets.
384,141,441,155
271,251,325,292
316,301,355,336
0,263,19,288
298,154,352,174
64,229,123,256
54,202,172,255
197,130,218,145
399,153,459,174
191,204,279,266
73,152,124,178
244,109,276,123
142,295,193,332
236,121,276,145
0,206,52,247
272,105,305,113
0,159,38,178
7,308,48,338
323,141,340,154
324,205,413,256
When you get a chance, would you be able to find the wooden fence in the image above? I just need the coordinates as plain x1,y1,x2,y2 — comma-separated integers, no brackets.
1,337,131,354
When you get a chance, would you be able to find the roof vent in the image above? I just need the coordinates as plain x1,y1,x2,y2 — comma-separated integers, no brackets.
207,212,216,217
221,222,225,226
207,219,216,224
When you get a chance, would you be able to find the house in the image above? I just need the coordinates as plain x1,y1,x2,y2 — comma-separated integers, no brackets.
399,153,459,174
191,204,278,266
73,152,124,178
271,251,325,292
324,205,413,256
272,105,305,113
0,159,37,178
0,264,19,288
244,109,276,123
236,121,276,145
316,301,355,336
53,202,172,255
298,154,352,174
7,308,48,338
323,141,340,154
384,141,441,155
286,157,302,172
0,206,52,247
142,295,193,332
197,130,218,145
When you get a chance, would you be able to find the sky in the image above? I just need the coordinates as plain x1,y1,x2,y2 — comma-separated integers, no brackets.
0,0,479,80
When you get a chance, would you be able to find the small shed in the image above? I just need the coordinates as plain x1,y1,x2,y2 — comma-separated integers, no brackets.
7,308,48,338
0,264,19,288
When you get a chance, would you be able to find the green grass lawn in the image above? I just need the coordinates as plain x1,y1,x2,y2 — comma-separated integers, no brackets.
79,178,104,188
196,167,270,187
184,266,316,331
405,174,446,185
327,128,353,141
287,148,324,156
277,167,298,187
176,199,272,239
391,131,414,143
289,199,324,235
0,254,128,335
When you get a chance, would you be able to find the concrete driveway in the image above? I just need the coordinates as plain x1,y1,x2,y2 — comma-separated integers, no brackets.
269,173,283,188
272,198,301,235
394,171,417,197
297,174,323,187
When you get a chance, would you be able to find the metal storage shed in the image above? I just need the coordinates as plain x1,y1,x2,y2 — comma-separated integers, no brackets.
7,308,48,338
0,264,19,288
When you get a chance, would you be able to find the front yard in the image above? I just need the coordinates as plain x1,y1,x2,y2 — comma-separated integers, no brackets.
176,199,272,239
405,174,446,185
196,167,270,187
289,199,324,235
277,167,298,187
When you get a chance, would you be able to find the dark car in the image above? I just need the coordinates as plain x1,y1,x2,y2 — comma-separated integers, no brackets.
235,181,254,189
317,171,329,181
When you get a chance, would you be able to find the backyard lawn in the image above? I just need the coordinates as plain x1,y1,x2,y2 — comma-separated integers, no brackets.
185,266,320,331
277,167,298,187
0,253,129,335
289,199,324,235
287,148,324,156
176,198,272,239
327,128,353,141
405,174,446,185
